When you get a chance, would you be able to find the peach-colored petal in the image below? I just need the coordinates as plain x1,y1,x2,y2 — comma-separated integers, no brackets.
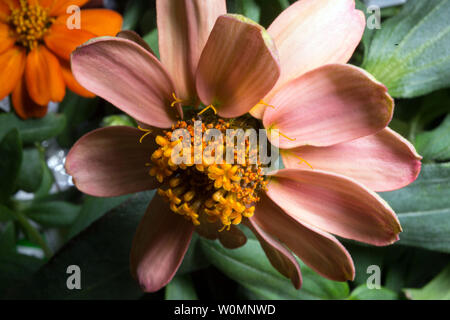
196,14,280,118
246,219,302,289
157,0,226,103
117,30,155,55
253,194,354,282
130,194,194,292
65,126,160,197
0,23,15,54
44,23,96,61
54,9,123,36
71,37,180,128
25,45,65,106
282,128,422,192
0,46,26,101
263,64,393,149
59,58,95,98
267,169,402,246
12,75,49,119
250,0,364,119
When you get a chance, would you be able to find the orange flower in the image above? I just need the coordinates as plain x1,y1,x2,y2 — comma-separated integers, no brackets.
0,0,122,119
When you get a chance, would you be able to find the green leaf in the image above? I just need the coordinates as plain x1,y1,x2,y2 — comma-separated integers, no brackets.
34,163,54,199
23,201,81,228
348,285,398,300
380,163,450,253
200,238,349,300
0,204,15,222
65,194,132,240
362,0,450,98
404,265,450,300
0,113,66,145
165,275,198,300
122,0,147,30
415,115,450,161
0,221,16,254
17,148,44,193
0,129,22,203
143,28,160,58
8,191,154,299
234,0,261,23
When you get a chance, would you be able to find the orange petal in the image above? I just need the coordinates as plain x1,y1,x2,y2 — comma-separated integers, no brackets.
44,23,96,61
54,9,123,36
59,58,95,98
0,23,15,54
48,0,89,16
12,75,49,119
0,46,26,100
0,1,11,22
25,45,65,106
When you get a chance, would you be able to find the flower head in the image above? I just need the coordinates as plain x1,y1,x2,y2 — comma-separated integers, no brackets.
66,0,421,292
0,0,122,118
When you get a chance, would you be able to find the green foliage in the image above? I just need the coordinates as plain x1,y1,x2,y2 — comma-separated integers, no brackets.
17,148,44,193
404,265,450,300
348,285,398,300
165,275,198,300
415,115,450,161
0,130,22,203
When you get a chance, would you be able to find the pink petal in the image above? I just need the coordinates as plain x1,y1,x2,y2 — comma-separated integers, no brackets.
282,128,422,192
196,14,280,118
71,37,180,128
130,194,194,292
267,169,402,246
251,0,364,119
157,0,226,103
252,194,354,282
263,64,394,149
246,219,302,288
65,126,160,197
116,30,156,56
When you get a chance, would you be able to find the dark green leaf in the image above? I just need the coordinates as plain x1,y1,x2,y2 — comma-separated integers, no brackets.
34,163,54,199
0,113,65,145
143,29,160,58
381,163,450,253
404,264,450,300
0,129,22,203
415,115,450,161
362,0,450,98
23,201,81,228
234,0,261,22
165,275,198,300
200,238,349,300
0,221,16,254
17,148,44,193
122,0,147,30
348,285,398,300
0,204,15,222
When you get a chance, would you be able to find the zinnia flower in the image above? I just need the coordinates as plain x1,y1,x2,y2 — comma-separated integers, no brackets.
65,0,421,291
0,0,122,119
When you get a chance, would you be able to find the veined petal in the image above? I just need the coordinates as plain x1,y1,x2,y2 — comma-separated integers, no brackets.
253,194,354,282
59,58,95,98
157,0,226,103
12,75,48,119
264,64,393,149
0,23,15,54
196,14,280,118
282,128,422,192
44,23,96,61
117,30,155,55
267,169,402,246
65,126,160,197
71,37,180,128
268,0,364,100
130,194,194,292
0,46,26,100
25,45,65,106
54,9,123,36
47,0,89,16
246,218,302,288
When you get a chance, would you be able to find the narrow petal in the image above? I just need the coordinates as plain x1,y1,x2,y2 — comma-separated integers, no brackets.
252,194,354,282
59,58,95,98
44,23,96,61
246,219,302,288
268,0,364,98
0,46,26,101
264,64,393,149
196,14,280,118
195,213,246,249
54,9,123,36
267,169,402,246
65,126,160,197
47,0,89,16
25,46,65,105
282,128,422,192
157,0,226,103
117,30,155,55
12,75,48,119
71,37,180,128
0,23,15,54
130,194,194,292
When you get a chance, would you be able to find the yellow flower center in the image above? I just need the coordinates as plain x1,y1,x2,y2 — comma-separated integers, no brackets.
146,118,267,232
8,0,55,50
